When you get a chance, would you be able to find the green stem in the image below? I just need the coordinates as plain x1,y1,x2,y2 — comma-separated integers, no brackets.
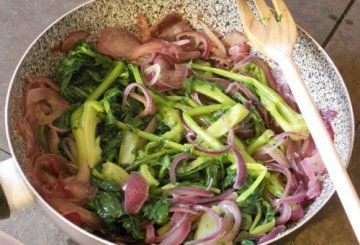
191,79,236,105
86,61,124,101
129,64,143,84
116,121,205,156
191,63,254,85
186,104,230,116
80,46,97,57
182,112,224,150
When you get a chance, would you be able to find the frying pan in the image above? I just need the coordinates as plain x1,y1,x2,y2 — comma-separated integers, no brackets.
0,0,355,244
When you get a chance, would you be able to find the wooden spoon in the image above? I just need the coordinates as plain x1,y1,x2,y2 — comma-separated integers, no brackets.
236,0,360,241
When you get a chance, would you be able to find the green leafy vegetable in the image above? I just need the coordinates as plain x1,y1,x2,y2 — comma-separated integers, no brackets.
86,191,124,231
143,198,170,225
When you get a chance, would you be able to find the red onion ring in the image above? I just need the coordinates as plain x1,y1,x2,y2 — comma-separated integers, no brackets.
254,144,291,168
267,163,294,197
172,188,238,204
186,205,224,245
232,147,247,189
176,31,212,58
276,203,292,225
195,116,235,155
169,153,196,184
199,20,227,58
145,222,155,244
144,64,161,86
190,92,203,106
169,204,201,215
122,83,156,118
218,200,242,242
167,186,213,197
273,131,309,141
156,213,191,244
290,203,304,221
258,225,286,244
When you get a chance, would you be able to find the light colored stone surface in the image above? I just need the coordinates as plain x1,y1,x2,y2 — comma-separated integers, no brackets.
284,0,351,45
0,205,77,245
325,0,360,124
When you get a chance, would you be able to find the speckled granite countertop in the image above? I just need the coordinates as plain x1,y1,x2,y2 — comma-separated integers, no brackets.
0,0,359,244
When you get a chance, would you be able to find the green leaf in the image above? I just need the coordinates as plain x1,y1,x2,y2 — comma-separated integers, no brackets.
143,198,170,225
120,215,145,239
86,191,124,231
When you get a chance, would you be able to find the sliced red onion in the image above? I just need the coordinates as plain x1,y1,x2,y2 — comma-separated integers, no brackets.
228,43,251,62
181,117,198,144
176,31,212,58
156,213,192,245
195,122,234,155
139,116,157,146
205,77,231,89
258,225,286,244
168,186,213,197
306,181,321,200
173,49,202,62
123,173,149,214
304,153,326,175
190,92,204,106
254,144,291,168
172,188,238,204
300,157,318,187
273,132,309,141
122,83,156,118
145,222,155,244
158,20,193,41
218,200,241,242
232,147,247,189
225,82,270,128
97,27,141,60
221,31,248,47
150,12,183,37
232,55,256,69
226,82,257,101
267,163,294,197
199,20,227,58
47,196,101,230
63,211,82,227
276,203,292,225
275,191,307,206
130,41,170,60
144,64,161,86
169,204,201,215
170,153,196,184
186,205,224,244
168,63,189,87
195,115,234,155
160,219,191,245
300,136,316,158
290,203,304,221
172,39,191,46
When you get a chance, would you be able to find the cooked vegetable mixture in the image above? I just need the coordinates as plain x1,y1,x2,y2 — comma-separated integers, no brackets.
19,12,336,244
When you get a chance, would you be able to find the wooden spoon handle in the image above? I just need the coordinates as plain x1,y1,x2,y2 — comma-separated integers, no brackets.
278,57,360,240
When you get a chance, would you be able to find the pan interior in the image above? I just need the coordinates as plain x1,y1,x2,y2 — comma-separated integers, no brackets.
6,0,354,244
